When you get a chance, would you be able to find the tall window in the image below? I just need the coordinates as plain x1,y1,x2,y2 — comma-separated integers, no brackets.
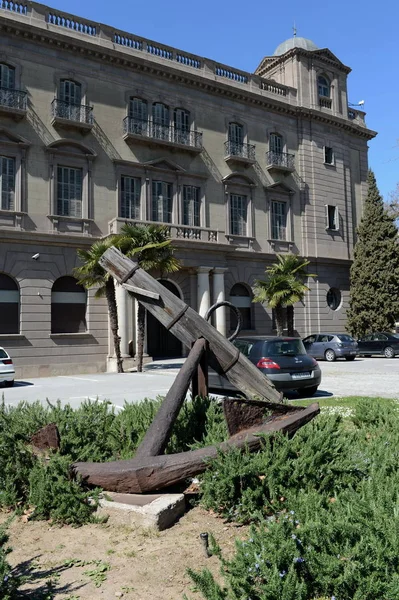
120,176,141,219
152,181,172,223
230,194,247,236
59,80,82,121
174,108,190,144
51,276,87,334
326,205,338,231
129,97,148,135
60,80,81,105
0,156,15,211
57,166,83,218
183,185,200,227
0,273,19,334
152,103,169,140
229,283,252,331
271,200,287,240
324,147,334,165
270,133,283,154
228,122,244,155
0,64,15,89
318,75,330,98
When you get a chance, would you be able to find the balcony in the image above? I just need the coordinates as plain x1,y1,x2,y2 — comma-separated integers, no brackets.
51,99,94,132
224,141,256,167
109,217,218,243
123,117,203,153
265,151,295,174
0,87,27,119
319,96,332,109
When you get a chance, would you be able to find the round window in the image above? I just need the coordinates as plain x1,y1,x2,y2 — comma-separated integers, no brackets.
326,288,341,311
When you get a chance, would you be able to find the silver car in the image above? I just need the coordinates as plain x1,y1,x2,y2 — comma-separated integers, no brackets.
302,333,358,362
0,347,15,386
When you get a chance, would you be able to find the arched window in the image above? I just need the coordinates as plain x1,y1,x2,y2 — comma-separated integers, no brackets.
51,276,87,334
228,122,244,155
0,273,19,334
152,103,169,140
173,108,190,144
229,283,253,331
129,97,148,135
318,75,330,98
269,133,283,155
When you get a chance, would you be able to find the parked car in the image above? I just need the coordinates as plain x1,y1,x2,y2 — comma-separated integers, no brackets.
302,333,358,362
209,336,321,398
357,332,399,358
0,347,15,387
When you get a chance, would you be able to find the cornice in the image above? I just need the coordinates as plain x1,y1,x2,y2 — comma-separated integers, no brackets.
0,16,375,141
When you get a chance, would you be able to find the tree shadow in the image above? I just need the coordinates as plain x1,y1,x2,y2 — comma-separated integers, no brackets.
12,553,85,599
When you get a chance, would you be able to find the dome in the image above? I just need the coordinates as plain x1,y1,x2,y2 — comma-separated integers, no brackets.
273,36,319,56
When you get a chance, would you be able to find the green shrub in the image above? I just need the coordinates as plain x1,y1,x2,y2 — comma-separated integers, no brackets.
200,414,364,523
188,401,399,600
28,454,101,525
0,395,226,524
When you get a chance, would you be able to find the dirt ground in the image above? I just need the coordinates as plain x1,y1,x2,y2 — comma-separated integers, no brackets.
2,505,247,599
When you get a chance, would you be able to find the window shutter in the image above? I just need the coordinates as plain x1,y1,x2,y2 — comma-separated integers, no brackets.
60,80,81,105
174,109,189,131
228,123,243,145
0,156,15,211
0,64,15,90
130,98,147,121
325,204,329,229
270,133,283,154
153,103,169,125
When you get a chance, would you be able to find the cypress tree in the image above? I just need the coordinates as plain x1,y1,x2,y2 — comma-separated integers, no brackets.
346,169,399,338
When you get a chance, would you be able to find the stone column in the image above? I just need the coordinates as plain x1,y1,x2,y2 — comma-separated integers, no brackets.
197,267,212,318
212,267,228,337
115,281,129,357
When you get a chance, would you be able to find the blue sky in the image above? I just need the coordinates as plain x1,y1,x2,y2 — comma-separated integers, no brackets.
48,0,397,200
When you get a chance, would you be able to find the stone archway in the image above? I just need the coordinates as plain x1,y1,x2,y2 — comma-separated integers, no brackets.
147,279,183,359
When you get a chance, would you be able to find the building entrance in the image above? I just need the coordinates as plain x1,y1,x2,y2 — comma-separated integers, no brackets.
146,280,183,359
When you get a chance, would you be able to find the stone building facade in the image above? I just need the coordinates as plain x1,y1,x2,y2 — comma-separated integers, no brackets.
0,2,376,377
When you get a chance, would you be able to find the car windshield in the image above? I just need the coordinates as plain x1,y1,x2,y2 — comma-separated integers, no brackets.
0,349,8,359
337,335,355,342
265,339,307,356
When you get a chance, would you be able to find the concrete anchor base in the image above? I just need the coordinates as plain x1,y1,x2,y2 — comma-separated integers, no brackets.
97,491,186,531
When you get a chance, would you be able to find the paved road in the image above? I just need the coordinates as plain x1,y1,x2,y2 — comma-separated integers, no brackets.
2,356,398,409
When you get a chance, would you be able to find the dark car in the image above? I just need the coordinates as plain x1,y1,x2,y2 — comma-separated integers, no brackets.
357,332,399,358
302,333,358,362
209,336,321,398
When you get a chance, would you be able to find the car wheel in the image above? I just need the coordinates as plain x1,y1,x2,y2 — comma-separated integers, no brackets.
296,386,318,398
4,380,14,387
345,356,356,361
325,349,336,362
384,346,395,359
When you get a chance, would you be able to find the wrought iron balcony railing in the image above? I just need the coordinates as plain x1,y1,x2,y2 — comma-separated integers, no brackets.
266,151,295,170
51,99,94,125
224,140,256,161
0,87,27,111
123,117,203,149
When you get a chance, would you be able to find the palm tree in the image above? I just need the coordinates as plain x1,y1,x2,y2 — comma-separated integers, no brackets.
74,237,124,373
118,223,181,372
253,254,316,336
